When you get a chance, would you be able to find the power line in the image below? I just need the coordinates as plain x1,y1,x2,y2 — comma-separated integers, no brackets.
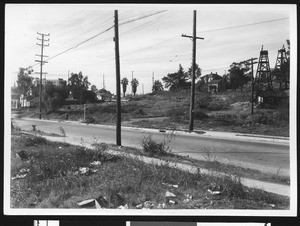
119,10,167,26
29,11,167,69
197,17,289,34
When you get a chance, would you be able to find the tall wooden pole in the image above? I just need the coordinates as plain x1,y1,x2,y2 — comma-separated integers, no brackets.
251,58,254,115
182,11,203,132
189,10,197,132
114,10,121,146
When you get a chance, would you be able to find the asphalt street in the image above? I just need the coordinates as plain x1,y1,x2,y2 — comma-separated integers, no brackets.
12,117,290,176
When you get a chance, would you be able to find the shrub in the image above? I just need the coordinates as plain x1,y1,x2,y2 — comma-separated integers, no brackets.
85,116,96,124
252,113,276,125
141,134,171,157
165,107,186,118
207,98,230,111
213,113,238,125
194,110,209,120
196,93,212,109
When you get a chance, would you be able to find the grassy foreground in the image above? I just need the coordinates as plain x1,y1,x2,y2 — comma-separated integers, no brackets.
10,131,289,209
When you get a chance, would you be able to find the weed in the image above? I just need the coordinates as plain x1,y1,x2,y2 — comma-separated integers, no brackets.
200,146,217,162
141,134,168,157
213,113,239,125
58,126,66,137
11,121,21,132
194,110,209,120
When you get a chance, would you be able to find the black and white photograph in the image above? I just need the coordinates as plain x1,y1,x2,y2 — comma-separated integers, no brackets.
4,4,297,216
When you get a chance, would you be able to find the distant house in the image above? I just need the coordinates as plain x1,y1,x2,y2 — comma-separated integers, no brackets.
201,72,225,93
11,92,20,109
33,77,66,87
207,79,225,93
19,94,32,107
96,89,112,102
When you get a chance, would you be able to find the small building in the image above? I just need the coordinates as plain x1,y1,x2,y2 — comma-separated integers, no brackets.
11,93,20,109
96,89,112,102
33,77,66,87
207,79,225,93
257,90,289,105
201,72,223,83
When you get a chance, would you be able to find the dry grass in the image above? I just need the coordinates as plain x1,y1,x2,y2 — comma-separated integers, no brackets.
10,131,289,209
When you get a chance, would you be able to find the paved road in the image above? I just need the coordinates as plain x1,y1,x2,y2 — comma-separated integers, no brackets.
12,117,290,176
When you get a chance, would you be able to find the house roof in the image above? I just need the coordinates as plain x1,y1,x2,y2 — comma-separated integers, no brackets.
208,79,222,84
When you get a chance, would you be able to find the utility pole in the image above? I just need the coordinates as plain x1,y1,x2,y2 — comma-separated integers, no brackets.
182,10,204,132
142,83,144,95
103,74,106,90
114,10,121,146
68,70,70,85
241,58,258,115
131,71,134,94
35,32,50,119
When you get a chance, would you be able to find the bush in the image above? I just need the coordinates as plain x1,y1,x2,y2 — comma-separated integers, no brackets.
252,113,276,125
141,134,171,157
194,110,209,120
207,98,230,111
213,113,238,125
165,107,187,118
196,93,212,109
85,116,96,124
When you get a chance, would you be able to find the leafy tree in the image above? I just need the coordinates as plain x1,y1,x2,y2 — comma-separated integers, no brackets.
227,62,250,91
121,77,129,97
195,79,206,92
131,78,139,96
17,67,34,98
68,71,90,103
187,63,202,81
152,80,164,93
68,71,90,90
91,85,98,93
162,64,189,91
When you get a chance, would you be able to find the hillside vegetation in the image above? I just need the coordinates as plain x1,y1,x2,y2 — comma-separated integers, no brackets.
15,89,289,137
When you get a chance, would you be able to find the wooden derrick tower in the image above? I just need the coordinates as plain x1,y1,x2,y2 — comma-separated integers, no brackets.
274,45,288,89
255,46,273,92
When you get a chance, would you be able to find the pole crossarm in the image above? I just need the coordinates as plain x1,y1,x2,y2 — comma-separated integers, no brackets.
182,34,204,40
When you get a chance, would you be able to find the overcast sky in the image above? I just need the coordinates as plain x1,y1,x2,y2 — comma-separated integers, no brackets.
5,4,296,94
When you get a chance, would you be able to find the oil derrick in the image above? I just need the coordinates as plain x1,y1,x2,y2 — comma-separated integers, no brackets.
255,46,273,92
274,45,288,89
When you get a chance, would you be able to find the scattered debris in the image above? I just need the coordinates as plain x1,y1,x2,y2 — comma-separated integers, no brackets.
76,167,98,175
144,201,155,209
117,204,129,209
95,196,109,208
183,194,193,203
136,203,143,209
162,182,179,188
110,191,126,207
207,189,221,195
169,200,175,205
165,191,176,197
157,203,166,209
270,204,275,208
90,161,102,166
77,199,98,208
12,168,30,180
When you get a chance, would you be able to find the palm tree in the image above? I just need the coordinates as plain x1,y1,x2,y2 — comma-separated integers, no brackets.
121,77,129,97
131,78,139,96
